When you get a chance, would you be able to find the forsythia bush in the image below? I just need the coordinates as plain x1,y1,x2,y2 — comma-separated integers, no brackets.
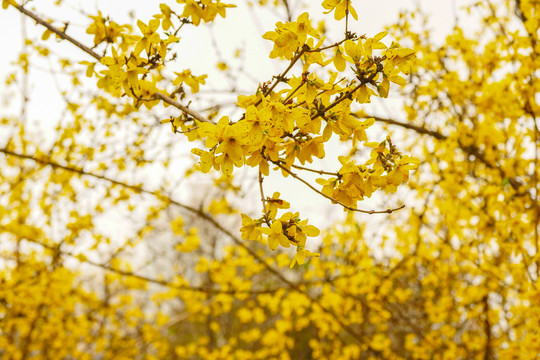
0,0,538,358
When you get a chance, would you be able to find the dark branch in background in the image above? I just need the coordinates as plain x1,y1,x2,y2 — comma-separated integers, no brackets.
365,114,525,190
483,295,493,360
0,147,375,347
281,0,292,22
514,0,527,21
13,4,212,124
367,114,445,140
18,236,277,295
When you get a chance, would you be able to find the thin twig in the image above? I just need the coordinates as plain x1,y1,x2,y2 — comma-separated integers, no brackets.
311,65,381,121
345,0,349,38
272,159,405,214
20,236,276,295
307,37,355,53
281,0,292,22
365,114,446,140
258,170,269,222
260,47,308,100
283,78,307,103
291,163,339,176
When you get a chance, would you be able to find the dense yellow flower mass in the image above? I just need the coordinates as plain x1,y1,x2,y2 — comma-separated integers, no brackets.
0,0,538,358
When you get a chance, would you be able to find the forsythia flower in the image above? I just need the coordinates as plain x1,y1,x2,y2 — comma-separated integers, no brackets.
290,248,320,268
321,0,358,21
263,12,319,60
258,220,290,250
173,70,208,93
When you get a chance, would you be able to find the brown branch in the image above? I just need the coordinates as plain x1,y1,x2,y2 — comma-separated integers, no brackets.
367,114,446,140
365,114,527,191
14,4,101,59
153,92,212,123
281,0,292,22
312,82,362,121
272,159,405,214
524,102,539,276
258,46,308,102
258,170,269,223
308,37,354,52
311,66,382,121
291,163,339,176
13,4,212,124
283,77,307,103
344,0,350,37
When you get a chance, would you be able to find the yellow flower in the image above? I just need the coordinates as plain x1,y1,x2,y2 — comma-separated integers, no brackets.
290,248,320,268
2,0,16,9
322,0,358,21
294,12,319,44
173,69,208,94
244,105,272,147
134,18,161,56
258,220,290,250
262,12,318,60
266,192,290,218
240,214,263,241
